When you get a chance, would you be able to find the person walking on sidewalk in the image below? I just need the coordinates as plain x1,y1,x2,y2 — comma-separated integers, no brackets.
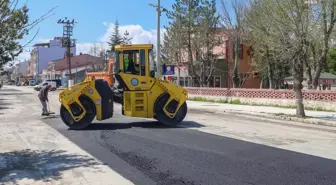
38,84,51,116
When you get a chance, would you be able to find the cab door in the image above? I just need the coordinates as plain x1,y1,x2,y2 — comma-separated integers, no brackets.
118,49,155,118
119,49,155,91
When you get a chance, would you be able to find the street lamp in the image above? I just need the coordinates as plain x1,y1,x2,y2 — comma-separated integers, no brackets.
149,0,168,77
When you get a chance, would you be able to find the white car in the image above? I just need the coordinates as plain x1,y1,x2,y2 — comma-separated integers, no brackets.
34,81,57,91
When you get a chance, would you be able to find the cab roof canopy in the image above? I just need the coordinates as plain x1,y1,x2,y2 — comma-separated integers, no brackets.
114,44,153,51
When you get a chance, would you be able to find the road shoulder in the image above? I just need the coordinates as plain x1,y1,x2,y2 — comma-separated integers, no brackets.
0,86,134,185
187,100,336,127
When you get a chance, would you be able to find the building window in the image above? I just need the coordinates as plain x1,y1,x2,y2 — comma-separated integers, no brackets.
239,44,243,59
209,76,214,87
232,44,244,60
215,76,221,87
192,77,200,87
208,76,221,88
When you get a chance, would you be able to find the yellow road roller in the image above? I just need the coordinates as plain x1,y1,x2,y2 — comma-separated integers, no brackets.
59,44,188,129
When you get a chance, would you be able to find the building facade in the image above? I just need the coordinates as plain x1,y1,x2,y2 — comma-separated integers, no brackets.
167,30,261,88
31,37,76,83
43,54,104,86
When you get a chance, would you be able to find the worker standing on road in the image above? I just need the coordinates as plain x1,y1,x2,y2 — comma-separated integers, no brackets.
38,85,52,116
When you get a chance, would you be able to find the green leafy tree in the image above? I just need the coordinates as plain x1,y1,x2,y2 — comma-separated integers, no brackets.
164,0,221,87
165,0,201,79
326,49,336,74
0,1,29,70
107,19,132,51
0,0,56,70
304,0,336,89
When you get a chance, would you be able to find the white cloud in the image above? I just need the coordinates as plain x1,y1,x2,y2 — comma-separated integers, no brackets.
75,23,166,56
100,23,165,46
15,23,165,61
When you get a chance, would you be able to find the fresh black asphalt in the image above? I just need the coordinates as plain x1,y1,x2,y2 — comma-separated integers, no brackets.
3,86,336,185
43,110,336,185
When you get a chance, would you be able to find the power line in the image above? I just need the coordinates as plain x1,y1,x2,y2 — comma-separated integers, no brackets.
57,17,77,85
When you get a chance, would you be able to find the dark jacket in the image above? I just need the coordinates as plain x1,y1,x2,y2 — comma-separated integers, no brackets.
38,86,50,101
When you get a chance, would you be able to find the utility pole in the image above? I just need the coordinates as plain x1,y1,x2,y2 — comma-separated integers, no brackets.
149,0,167,77
156,0,161,77
57,17,76,87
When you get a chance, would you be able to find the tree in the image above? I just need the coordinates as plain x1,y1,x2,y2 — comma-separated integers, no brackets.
220,0,249,88
0,1,29,70
164,0,202,85
0,0,56,70
107,19,132,51
164,0,222,87
326,49,336,74
246,0,313,117
193,0,223,87
88,43,105,72
305,0,336,89
163,4,186,85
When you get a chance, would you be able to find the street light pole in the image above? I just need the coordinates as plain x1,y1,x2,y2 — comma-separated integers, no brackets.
150,0,167,78
156,0,161,77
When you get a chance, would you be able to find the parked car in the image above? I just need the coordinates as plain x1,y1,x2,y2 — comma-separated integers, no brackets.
34,81,57,91
46,79,62,88
29,80,35,86
7,80,15,85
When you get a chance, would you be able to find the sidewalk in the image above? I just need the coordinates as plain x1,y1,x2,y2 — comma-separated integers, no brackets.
0,86,134,185
187,100,336,127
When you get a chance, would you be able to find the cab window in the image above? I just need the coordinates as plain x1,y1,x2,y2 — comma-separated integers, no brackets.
140,49,146,76
123,50,140,75
148,49,155,77
113,51,120,74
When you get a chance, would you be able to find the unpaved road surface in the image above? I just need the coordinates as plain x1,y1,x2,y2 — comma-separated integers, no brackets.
2,86,336,185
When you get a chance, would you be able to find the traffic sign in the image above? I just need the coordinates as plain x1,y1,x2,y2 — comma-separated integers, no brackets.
162,64,175,75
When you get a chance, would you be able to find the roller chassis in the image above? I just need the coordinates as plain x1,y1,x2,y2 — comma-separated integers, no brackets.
59,77,188,130
59,44,188,130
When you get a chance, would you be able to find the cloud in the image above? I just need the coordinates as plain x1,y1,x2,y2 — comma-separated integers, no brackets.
17,51,31,61
16,23,165,61
75,23,166,55
100,23,165,46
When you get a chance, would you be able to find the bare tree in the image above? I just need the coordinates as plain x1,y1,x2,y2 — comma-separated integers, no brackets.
305,0,336,89
246,0,313,117
87,43,105,72
220,0,249,88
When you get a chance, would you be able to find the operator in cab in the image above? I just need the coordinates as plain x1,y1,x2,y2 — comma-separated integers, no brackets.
127,53,139,74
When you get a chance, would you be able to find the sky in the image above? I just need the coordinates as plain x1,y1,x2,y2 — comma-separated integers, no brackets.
16,0,226,62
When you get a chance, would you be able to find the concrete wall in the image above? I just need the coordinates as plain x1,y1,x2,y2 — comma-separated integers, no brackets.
186,87,336,111
188,94,336,111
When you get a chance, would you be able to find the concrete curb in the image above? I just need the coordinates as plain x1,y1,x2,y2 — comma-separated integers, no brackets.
189,107,336,128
